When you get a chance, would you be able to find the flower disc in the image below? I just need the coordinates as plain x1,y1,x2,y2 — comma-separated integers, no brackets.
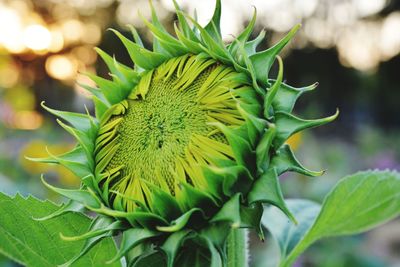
95,54,251,211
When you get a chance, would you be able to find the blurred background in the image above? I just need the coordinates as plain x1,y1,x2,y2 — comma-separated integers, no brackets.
0,0,399,266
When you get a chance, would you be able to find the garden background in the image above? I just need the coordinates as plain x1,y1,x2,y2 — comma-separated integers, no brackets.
0,0,399,266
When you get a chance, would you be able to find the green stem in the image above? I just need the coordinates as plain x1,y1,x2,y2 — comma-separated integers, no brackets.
226,228,248,267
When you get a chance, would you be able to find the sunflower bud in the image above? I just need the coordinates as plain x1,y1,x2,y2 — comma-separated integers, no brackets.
34,0,338,266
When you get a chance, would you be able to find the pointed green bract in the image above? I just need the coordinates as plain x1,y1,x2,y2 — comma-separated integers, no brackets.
249,24,301,86
32,200,84,221
34,1,338,266
248,168,296,223
228,7,257,58
156,208,202,232
161,230,194,267
204,0,222,40
41,175,101,209
271,144,324,177
272,81,318,113
111,29,168,70
107,228,159,263
264,56,284,117
210,193,241,227
274,109,339,148
256,124,276,174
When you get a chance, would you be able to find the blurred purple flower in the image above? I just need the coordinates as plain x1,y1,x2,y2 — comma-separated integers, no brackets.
372,151,400,170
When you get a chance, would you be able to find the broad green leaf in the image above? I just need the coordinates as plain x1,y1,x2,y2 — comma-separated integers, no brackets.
0,193,121,267
262,199,320,262
262,170,400,267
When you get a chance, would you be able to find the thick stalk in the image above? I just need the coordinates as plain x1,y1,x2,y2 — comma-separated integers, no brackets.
226,228,249,267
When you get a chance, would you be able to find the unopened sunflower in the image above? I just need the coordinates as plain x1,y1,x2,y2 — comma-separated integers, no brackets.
34,1,338,266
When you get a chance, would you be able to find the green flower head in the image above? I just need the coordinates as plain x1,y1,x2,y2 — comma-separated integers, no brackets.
34,0,338,266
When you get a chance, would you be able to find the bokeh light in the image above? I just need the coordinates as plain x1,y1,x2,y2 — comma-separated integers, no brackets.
13,110,43,130
0,6,25,53
23,25,51,51
45,55,77,81
0,0,398,72
49,29,65,52
380,12,400,60
0,61,19,88
61,19,84,44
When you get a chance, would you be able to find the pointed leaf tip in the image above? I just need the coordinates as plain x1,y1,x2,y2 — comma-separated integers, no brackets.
40,101,97,135
110,28,168,70
264,55,283,117
271,81,319,113
60,220,124,255
156,208,201,233
127,24,144,47
248,168,296,223
107,228,158,264
249,23,301,85
204,0,222,40
32,200,84,221
40,175,101,209
271,144,324,177
256,124,276,174
210,193,241,226
274,108,339,148
229,6,257,56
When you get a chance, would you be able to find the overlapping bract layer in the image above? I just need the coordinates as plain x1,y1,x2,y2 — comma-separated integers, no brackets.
32,0,338,266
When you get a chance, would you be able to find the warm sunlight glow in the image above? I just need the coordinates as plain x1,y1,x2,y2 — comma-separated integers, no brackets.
13,111,43,130
0,63,19,88
49,29,64,52
23,25,52,51
45,55,77,80
380,12,400,60
353,0,386,17
0,6,25,53
61,19,84,43
81,23,102,44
